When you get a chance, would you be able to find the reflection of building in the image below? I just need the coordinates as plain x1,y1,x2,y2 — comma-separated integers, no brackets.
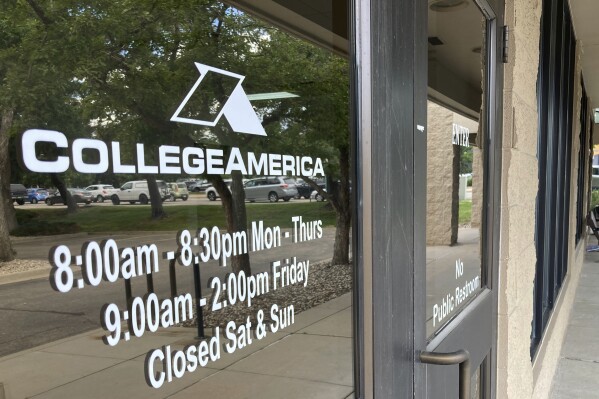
426,102,480,245
593,144,599,165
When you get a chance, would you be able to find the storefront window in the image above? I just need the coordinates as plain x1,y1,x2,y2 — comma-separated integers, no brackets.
0,2,353,397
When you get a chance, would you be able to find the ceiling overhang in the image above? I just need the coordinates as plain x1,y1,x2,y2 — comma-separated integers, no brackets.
225,0,349,57
226,1,484,117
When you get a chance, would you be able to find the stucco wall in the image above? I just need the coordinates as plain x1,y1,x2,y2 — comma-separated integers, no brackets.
496,0,542,397
426,101,460,246
471,146,483,228
426,101,480,246
497,0,588,397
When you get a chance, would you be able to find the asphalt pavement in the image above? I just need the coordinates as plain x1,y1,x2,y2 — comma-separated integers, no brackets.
0,229,335,357
15,193,319,210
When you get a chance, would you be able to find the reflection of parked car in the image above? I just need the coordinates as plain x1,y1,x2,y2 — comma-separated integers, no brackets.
189,180,211,192
110,180,169,205
168,183,189,201
46,188,94,205
593,166,599,190
27,188,49,204
244,176,298,202
85,184,119,203
11,184,28,205
206,181,231,201
295,178,326,199
310,189,327,202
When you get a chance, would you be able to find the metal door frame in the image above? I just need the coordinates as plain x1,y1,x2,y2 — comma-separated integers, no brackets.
351,0,504,397
352,0,425,397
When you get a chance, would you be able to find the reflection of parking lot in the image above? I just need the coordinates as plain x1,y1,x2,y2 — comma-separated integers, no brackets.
2,228,337,356
14,194,318,209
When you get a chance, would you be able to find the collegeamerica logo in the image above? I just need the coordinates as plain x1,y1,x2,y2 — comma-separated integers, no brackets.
19,130,325,177
19,63,325,176
171,63,266,136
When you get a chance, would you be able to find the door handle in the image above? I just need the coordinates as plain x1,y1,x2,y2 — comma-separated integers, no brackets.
419,349,471,399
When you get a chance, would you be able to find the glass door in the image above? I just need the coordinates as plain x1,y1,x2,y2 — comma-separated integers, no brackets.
420,0,503,397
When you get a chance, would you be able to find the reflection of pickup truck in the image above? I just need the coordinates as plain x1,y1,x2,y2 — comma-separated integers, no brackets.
593,166,599,190
10,184,27,205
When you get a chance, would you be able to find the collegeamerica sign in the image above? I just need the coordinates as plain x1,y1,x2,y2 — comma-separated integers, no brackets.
19,62,324,177
19,129,324,177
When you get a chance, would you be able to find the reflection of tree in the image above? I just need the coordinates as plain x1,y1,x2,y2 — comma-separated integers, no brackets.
250,33,352,265
0,110,15,261
0,0,86,262
204,146,251,275
460,147,473,174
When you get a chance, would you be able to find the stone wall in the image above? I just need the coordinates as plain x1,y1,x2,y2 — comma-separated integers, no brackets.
497,1,588,398
496,0,542,397
471,147,483,228
426,101,460,246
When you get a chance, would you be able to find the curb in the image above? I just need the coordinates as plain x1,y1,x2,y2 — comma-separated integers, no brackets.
10,232,89,244
0,268,49,286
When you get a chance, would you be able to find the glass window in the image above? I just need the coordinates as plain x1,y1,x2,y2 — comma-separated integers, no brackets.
426,2,487,337
1,2,353,398
532,0,577,356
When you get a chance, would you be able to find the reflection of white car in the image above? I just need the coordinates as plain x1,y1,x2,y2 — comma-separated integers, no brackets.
85,184,119,203
206,181,231,201
111,180,169,205
310,189,326,202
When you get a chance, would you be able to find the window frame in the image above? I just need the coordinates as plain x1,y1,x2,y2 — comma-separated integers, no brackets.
532,0,577,357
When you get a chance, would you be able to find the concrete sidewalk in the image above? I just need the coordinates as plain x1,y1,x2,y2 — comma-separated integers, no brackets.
550,252,599,398
0,293,353,399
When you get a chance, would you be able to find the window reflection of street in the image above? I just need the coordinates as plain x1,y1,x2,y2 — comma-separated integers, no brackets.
0,0,354,396
1,226,340,354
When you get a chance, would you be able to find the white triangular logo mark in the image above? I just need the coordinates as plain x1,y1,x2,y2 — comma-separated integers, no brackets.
171,63,266,136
